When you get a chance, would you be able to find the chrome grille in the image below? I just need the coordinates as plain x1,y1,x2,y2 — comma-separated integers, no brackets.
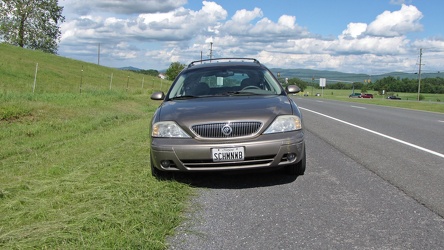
191,122,262,138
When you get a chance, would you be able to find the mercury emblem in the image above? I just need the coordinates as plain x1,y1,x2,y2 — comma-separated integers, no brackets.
221,124,233,136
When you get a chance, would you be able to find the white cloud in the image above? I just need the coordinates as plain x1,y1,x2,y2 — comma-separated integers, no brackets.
62,0,187,15
231,8,263,23
61,1,228,44
341,23,367,39
57,1,441,74
366,4,423,37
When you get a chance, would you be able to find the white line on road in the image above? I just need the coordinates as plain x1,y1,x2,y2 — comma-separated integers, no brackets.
351,106,367,109
300,107,444,159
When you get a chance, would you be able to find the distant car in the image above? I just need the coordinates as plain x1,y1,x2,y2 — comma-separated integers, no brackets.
387,96,401,100
315,93,321,96
360,93,373,98
349,93,361,98
149,58,306,178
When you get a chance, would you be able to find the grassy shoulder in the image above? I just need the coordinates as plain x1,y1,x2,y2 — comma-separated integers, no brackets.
0,91,192,249
299,89,444,113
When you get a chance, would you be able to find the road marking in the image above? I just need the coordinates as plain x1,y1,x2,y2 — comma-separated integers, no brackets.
300,107,444,159
351,105,366,109
439,120,444,123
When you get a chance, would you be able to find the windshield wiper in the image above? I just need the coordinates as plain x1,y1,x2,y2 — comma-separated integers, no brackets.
216,91,260,96
169,95,198,100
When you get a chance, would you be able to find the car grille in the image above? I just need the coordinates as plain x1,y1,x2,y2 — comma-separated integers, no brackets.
182,155,275,168
191,122,262,138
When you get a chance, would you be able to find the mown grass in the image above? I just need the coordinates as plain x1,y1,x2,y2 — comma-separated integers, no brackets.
0,91,192,249
1,44,190,249
301,89,444,113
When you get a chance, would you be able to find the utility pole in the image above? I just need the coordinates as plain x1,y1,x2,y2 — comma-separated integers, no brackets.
417,48,423,101
209,42,213,61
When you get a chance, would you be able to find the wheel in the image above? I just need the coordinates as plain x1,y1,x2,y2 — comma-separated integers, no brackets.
283,150,306,176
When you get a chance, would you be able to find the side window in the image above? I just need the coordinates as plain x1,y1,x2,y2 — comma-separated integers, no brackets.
168,75,186,98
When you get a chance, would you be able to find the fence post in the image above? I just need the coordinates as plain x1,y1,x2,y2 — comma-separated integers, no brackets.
126,76,129,92
80,66,84,93
32,63,38,93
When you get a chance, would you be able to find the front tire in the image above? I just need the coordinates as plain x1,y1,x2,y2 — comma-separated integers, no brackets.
150,156,173,180
283,150,306,176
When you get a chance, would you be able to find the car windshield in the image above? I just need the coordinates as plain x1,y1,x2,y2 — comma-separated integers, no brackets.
167,66,283,99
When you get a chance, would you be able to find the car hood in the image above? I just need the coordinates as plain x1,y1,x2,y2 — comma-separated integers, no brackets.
158,95,293,128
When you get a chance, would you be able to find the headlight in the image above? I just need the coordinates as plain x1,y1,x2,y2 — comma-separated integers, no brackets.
152,121,191,138
263,115,302,134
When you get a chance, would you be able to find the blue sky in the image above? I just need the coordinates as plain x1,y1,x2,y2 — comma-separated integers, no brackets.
59,0,444,74
185,0,443,39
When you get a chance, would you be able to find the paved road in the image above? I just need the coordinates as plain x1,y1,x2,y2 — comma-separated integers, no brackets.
294,97,444,216
168,98,444,249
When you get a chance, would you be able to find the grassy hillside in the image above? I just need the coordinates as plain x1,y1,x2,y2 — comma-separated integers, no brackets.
1,44,191,249
0,43,168,94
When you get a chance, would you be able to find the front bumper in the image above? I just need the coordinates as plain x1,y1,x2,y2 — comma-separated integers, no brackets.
150,131,304,172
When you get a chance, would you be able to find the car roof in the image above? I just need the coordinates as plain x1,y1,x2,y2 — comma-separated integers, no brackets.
185,58,265,70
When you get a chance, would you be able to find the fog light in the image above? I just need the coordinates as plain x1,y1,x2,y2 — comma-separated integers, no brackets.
160,160,171,168
287,153,297,162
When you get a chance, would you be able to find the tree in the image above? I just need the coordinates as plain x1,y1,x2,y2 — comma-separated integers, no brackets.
0,0,65,54
165,62,186,80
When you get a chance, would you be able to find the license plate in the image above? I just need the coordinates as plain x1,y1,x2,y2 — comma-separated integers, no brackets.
212,147,245,162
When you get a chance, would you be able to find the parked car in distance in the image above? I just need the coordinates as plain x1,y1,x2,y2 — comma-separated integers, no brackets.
315,93,321,96
387,96,401,100
360,93,373,98
149,58,306,179
349,93,361,98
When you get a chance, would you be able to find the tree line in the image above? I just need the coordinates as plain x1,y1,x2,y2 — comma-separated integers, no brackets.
307,76,444,94
165,62,444,95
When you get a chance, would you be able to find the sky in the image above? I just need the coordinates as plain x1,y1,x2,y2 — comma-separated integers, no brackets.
58,0,444,74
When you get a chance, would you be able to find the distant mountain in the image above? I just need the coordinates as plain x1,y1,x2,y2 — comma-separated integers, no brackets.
270,68,443,83
119,66,142,71
119,66,167,73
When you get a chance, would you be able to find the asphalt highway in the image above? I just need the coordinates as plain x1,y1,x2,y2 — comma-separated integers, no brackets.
168,97,444,249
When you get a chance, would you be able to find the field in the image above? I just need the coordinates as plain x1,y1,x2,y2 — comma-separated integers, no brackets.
1,43,443,249
299,89,444,113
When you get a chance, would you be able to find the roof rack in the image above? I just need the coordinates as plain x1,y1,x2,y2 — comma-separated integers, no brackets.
187,58,260,68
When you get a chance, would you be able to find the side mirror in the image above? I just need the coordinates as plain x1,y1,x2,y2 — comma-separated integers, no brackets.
151,91,165,100
286,85,300,94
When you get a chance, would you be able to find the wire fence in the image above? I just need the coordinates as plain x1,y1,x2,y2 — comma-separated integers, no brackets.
2,62,171,95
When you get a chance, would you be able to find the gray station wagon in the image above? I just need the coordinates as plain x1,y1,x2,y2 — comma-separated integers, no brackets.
150,58,305,178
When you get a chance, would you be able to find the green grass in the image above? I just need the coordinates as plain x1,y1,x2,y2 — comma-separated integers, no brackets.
0,91,192,249
1,44,190,249
0,43,170,94
301,89,444,113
